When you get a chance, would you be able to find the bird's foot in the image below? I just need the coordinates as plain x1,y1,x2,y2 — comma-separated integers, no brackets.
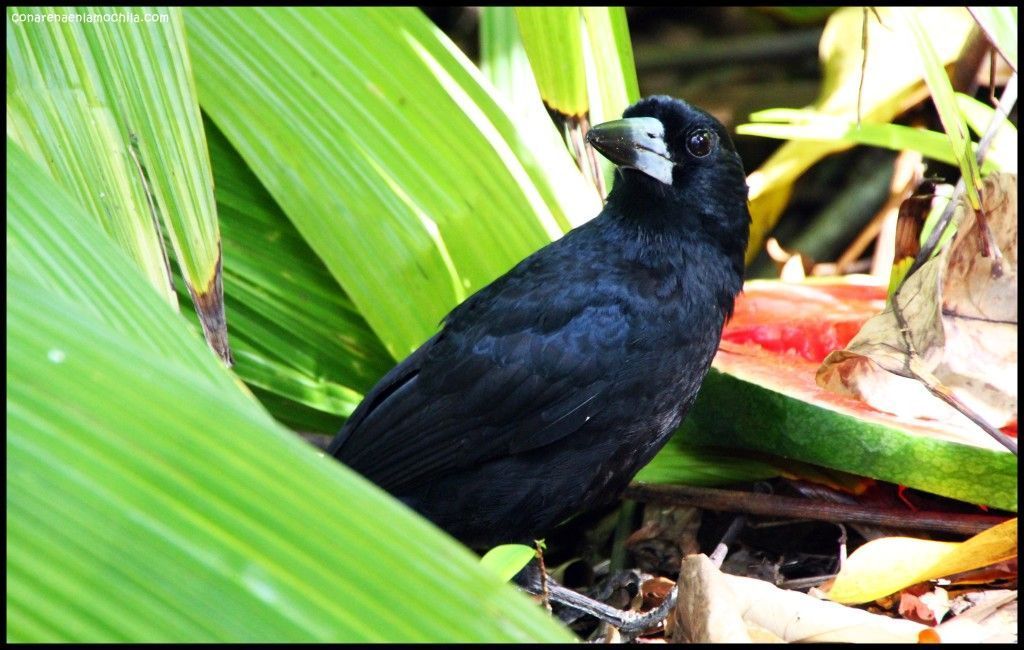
516,567,678,637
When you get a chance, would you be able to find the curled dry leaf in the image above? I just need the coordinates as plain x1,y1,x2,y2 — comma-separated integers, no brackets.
669,554,756,643
817,173,1018,440
640,576,676,611
672,554,928,643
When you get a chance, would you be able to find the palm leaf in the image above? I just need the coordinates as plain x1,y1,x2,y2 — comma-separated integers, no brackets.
193,120,391,426
6,6,230,361
185,6,583,358
7,136,571,642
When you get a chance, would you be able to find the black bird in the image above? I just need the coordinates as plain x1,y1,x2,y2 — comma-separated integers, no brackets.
329,96,749,549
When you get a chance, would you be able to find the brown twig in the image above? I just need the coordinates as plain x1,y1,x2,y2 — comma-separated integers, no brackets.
708,514,746,569
857,7,869,125
535,540,552,614
989,49,998,105
855,8,889,125
624,483,1009,536
919,381,1018,455
521,575,678,636
560,111,606,198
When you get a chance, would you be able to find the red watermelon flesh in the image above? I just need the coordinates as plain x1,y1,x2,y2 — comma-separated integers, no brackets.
719,279,1016,443
671,277,1017,511
723,280,887,364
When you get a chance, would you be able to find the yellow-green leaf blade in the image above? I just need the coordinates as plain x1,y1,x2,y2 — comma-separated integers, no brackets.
480,544,538,583
186,7,567,358
514,7,588,117
737,111,1000,174
581,7,640,121
901,8,984,210
512,7,640,191
7,136,573,642
5,6,230,361
198,121,392,425
6,6,178,306
479,6,602,227
6,136,235,395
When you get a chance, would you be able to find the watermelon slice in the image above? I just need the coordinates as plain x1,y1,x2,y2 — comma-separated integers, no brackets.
673,277,1017,512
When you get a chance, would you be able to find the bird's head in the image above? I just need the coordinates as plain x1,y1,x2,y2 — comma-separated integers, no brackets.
587,96,750,275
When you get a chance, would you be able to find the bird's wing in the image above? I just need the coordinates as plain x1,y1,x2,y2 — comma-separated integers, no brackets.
330,273,629,493
325,333,439,457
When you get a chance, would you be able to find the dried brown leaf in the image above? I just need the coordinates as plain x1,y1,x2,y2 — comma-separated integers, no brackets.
817,173,1018,440
669,555,755,643
673,554,929,642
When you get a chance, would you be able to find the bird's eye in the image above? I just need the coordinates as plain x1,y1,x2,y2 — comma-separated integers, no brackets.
686,129,715,158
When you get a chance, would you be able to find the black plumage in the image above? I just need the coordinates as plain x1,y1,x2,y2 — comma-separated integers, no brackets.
329,96,750,548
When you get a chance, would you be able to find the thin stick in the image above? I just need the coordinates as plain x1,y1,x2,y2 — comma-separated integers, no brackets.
579,114,607,198
857,7,869,125
624,483,1009,536
777,574,838,591
535,540,551,614
523,577,678,635
708,515,746,569
919,383,1017,454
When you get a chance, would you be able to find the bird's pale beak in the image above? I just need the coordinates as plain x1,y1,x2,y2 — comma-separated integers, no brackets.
586,117,674,185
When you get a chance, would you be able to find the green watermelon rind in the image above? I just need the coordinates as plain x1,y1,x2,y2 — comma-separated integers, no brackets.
679,368,1017,512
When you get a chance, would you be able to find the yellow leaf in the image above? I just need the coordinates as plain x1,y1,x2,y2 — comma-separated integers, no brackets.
742,7,975,263
826,518,1017,604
